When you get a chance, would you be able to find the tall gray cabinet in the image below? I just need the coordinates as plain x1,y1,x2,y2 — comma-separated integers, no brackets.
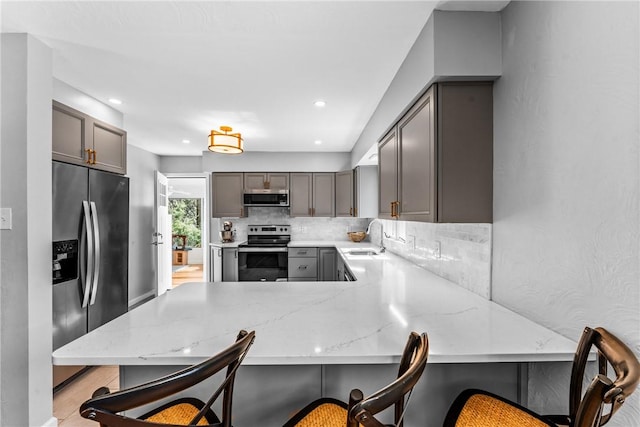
378,82,493,223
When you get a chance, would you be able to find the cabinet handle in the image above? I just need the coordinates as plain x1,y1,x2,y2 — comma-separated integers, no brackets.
349,207,353,216
299,265,307,270
299,251,307,255
85,149,93,164
92,150,97,165
354,207,358,217
308,207,312,216
391,201,400,219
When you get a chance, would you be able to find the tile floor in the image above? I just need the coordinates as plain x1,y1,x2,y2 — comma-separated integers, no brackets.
53,366,119,427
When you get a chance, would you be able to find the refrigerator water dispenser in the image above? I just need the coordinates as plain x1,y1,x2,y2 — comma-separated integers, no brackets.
52,239,78,284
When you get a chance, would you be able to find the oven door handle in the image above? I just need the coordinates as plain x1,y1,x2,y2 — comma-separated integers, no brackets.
238,247,288,253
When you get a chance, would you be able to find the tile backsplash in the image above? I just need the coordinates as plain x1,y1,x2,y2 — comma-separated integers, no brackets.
369,220,492,299
212,208,492,299
211,207,371,243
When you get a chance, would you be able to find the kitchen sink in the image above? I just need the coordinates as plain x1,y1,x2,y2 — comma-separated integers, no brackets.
346,250,378,256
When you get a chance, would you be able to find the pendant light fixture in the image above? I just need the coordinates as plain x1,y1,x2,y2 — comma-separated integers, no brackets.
208,126,243,154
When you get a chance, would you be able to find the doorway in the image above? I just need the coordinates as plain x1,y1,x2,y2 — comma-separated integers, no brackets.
167,176,208,288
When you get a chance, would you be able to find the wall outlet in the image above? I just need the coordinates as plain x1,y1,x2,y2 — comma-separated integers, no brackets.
0,208,12,230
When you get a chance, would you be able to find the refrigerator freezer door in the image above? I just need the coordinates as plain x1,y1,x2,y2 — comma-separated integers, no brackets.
88,169,129,331
52,162,89,350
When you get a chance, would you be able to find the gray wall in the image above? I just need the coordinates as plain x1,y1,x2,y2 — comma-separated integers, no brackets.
350,10,502,166
127,145,160,306
492,2,639,424
0,34,54,427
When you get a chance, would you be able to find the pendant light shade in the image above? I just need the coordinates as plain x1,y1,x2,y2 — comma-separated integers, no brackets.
208,126,243,154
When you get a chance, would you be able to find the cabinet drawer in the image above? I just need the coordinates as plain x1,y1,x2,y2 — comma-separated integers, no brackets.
288,247,317,258
288,257,318,278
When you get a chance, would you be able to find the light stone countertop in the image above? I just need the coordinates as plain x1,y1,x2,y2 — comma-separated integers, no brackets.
209,240,246,248
53,242,578,366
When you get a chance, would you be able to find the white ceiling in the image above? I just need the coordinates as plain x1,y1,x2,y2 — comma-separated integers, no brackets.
1,1,508,158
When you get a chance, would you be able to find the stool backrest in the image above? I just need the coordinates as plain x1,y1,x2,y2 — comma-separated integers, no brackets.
348,332,429,427
570,327,640,427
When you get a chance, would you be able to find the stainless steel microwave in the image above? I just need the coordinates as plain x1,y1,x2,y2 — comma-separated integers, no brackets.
243,189,289,207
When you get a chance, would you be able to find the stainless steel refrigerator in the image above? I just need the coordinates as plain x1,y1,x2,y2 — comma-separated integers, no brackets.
52,161,129,387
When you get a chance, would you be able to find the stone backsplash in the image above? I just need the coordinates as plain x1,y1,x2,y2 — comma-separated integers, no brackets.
368,220,492,299
211,207,371,242
212,209,492,299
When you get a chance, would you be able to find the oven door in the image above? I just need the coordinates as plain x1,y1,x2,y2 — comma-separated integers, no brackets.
238,247,288,281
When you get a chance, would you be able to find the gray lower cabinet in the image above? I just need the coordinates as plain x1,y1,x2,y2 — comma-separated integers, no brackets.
222,248,239,281
53,101,127,175
318,248,337,281
288,247,318,280
212,173,245,218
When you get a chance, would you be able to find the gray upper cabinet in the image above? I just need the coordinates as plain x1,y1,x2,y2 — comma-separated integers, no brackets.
244,172,289,190
290,173,335,217
378,129,398,220
290,173,314,217
312,173,335,217
335,170,354,217
212,173,245,218
53,101,127,175
398,85,436,222
378,82,493,223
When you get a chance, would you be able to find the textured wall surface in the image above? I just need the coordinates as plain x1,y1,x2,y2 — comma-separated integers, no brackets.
492,2,639,424
370,220,492,298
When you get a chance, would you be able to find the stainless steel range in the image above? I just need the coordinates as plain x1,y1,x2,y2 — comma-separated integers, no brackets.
238,225,290,281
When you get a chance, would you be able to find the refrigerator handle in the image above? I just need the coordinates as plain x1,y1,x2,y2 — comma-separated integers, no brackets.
81,201,94,308
89,201,101,305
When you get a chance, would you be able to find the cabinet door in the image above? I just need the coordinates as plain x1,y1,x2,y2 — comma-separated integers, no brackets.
222,248,238,281
378,129,398,219
318,248,337,281
267,173,289,190
398,85,436,222
52,101,91,166
335,170,354,217
244,173,268,190
312,173,335,217
290,173,313,217
212,173,245,218
92,119,127,175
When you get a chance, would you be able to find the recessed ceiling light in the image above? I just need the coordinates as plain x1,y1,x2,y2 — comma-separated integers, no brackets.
314,100,326,107
182,139,191,144
314,140,322,145
108,98,122,105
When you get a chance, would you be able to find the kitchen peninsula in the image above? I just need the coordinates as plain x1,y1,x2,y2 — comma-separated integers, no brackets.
53,244,578,426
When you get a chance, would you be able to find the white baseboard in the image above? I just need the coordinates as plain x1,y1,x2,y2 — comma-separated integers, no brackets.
42,417,58,427
128,290,156,309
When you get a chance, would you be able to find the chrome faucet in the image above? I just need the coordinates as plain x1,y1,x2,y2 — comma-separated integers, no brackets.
366,218,386,253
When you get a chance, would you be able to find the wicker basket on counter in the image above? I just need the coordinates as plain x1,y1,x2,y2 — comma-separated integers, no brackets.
347,231,367,242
